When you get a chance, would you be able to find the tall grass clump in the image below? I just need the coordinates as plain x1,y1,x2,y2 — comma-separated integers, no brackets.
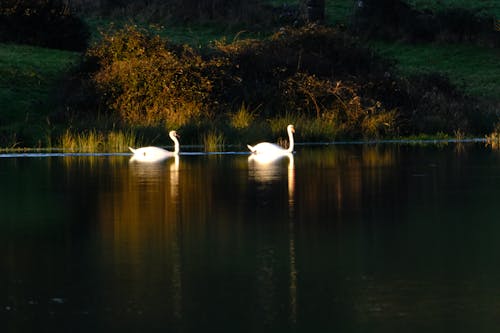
229,103,256,129
486,122,500,150
60,129,104,151
59,129,139,152
106,130,140,152
202,130,225,152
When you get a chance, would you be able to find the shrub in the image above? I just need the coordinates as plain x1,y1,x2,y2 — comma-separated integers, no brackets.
278,73,397,138
87,25,214,127
400,73,477,134
64,24,483,142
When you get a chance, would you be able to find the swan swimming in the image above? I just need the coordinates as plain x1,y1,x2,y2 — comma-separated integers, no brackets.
129,130,180,162
247,124,295,155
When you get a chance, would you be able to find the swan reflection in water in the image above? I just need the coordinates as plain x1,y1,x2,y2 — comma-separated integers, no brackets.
126,153,182,319
248,152,294,183
248,152,297,325
128,154,179,192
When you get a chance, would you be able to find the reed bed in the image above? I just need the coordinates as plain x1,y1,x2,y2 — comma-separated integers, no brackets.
59,129,139,152
202,130,225,152
486,132,500,150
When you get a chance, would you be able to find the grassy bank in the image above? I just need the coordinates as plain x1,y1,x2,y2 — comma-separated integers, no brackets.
0,43,80,147
374,42,500,99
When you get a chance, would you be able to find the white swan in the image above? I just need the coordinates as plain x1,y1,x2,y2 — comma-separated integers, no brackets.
248,152,292,165
129,130,180,162
247,124,295,155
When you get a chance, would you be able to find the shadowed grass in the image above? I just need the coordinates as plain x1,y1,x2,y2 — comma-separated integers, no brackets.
373,41,500,100
0,43,79,146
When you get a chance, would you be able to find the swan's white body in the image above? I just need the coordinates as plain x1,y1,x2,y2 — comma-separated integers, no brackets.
247,124,295,155
129,130,180,162
248,152,292,165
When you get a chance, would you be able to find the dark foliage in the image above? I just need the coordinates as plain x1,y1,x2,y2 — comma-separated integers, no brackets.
0,0,89,51
73,0,277,26
352,0,499,47
207,25,395,115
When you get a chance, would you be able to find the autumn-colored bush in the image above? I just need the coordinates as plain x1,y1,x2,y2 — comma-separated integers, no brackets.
87,26,214,128
206,24,397,138
278,73,396,138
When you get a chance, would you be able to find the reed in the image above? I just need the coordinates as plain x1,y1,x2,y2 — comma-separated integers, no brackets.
269,114,340,142
106,130,139,152
202,130,225,152
59,129,139,152
230,103,256,129
486,129,500,150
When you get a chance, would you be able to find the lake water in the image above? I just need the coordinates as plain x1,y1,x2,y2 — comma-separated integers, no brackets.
2,143,500,332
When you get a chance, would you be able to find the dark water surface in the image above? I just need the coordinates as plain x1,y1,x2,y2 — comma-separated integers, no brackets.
2,143,500,332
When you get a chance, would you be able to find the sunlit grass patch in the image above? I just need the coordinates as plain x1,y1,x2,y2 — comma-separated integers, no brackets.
486,123,500,149
229,103,256,129
106,130,140,152
59,129,139,152
60,130,103,151
202,130,225,152
269,115,339,143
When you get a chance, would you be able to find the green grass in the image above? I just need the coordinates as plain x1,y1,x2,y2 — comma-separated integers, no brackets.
0,43,80,146
267,0,500,25
85,17,267,48
373,41,500,99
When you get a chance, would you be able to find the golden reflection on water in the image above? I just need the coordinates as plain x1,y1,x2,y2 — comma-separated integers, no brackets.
247,153,298,325
295,145,399,224
287,154,297,325
6,143,500,330
98,155,184,319
88,145,403,326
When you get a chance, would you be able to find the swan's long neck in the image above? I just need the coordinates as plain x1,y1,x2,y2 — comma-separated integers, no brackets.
173,136,180,154
170,133,180,154
286,127,294,153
